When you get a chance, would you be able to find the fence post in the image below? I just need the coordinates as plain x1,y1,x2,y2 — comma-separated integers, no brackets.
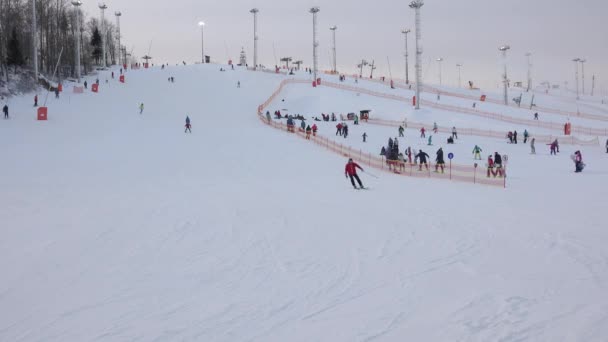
449,160,452,180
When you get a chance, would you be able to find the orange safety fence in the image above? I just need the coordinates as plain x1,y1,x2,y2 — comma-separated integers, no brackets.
367,118,600,146
320,81,608,138
358,75,608,123
257,79,506,188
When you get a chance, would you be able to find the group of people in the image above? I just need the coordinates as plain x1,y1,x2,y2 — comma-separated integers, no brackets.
486,153,506,178
335,122,349,138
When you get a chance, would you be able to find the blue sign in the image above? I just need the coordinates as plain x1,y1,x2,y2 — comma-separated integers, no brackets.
448,153,454,160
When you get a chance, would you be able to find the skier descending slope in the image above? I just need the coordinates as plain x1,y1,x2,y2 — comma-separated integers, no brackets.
185,116,192,133
345,158,365,189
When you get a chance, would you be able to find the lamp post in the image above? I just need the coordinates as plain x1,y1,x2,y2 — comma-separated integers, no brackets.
309,7,320,82
456,63,463,88
436,57,443,85
115,11,121,66
409,0,424,110
579,58,586,95
329,25,337,73
198,21,205,63
499,45,510,105
525,52,532,92
250,8,258,69
572,58,580,100
32,0,38,81
401,29,410,84
71,1,82,82
98,3,107,68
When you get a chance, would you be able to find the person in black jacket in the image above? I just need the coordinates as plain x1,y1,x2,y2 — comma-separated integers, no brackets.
435,147,445,173
2,104,8,119
494,152,504,177
513,130,518,144
416,150,430,171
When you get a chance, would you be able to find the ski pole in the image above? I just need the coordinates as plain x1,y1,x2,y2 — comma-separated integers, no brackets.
363,170,379,179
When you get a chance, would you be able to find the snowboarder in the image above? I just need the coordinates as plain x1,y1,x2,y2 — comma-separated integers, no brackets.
523,129,529,144
452,126,458,139
573,151,584,173
398,125,405,137
433,122,438,134
306,125,312,139
185,116,192,133
416,150,430,171
420,127,426,138
345,158,365,189
34,95,38,107
513,130,518,144
139,103,144,114
435,148,445,173
531,138,536,154
472,145,482,160
362,132,367,142
2,104,8,119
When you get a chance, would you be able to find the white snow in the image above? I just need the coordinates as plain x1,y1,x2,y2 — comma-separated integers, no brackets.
1,64,607,341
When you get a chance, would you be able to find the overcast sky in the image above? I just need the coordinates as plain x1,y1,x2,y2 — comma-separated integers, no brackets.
81,0,607,93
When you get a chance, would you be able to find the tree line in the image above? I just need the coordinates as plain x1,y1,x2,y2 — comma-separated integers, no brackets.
0,0,122,83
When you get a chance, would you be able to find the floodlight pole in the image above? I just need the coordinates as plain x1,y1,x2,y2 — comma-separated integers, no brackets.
309,7,320,81
402,29,410,84
499,45,510,105
572,58,580,100
330,26,337,73
198,21,205,63
525,52,532,92
32,0,38,82
72,1,82,82
99,3,108,68
409,0,424,110
436,57,443,85
250,8,259,69
579,59,586,95
115,11,121,66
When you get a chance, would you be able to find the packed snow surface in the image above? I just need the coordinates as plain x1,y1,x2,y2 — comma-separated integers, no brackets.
1,64,607,341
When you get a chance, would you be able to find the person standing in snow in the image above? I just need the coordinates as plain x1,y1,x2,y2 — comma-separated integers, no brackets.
534,112,539,120
237,81,241,88
494,152,504,177
549,140,557,155
362,132,367,142
345,158,365,189
312,124,318,136
336,122,343,136
531,138,536,154
606,139,608,153
416,150,430,171
435,147,445,173
399,125,405,137
2,104,8,119
34,95,38,107
427,135,433,146
265,111,271,123
300,120,306,131
343,124,349,138
452,126,458,139
84,80,88,89
433,122,438,134
54,88,60,98
573,151,584,173
472,145,482,160
139,103,144,114
523,129,529,144
420,127,426,138
513,130,518,144
185,116,192,133
305,125,312,139
486,155,495,177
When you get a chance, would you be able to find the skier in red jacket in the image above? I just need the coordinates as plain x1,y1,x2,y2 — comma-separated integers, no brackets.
345,158,365,189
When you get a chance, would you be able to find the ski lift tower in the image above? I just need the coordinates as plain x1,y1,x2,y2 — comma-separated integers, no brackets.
249,8,259,70
309,7,320,82
499,45,510,105
98,3,108,68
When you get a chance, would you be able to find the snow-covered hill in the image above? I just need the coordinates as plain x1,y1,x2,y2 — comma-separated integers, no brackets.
1,64,607,341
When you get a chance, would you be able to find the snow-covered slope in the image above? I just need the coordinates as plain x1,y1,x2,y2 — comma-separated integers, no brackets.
1,64,607,341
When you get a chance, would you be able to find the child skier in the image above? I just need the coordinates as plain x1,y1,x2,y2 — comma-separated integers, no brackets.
185,116,192,133
312,124,318,136
362,132,367,142
472,145,482,160
572,151,584,173
344,158,365,189
305,125,312,139
486,155,495,177
420,127,426,138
